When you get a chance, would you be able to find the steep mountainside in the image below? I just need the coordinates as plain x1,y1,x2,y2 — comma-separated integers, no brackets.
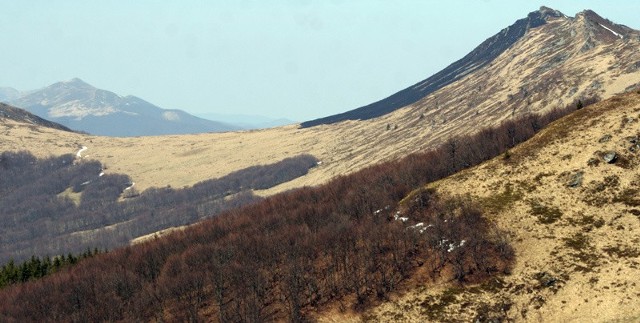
0,102,72,132
0,8,638,200
353,90,640,322
301,7,565,127
8,78,239,136
302,7,639,127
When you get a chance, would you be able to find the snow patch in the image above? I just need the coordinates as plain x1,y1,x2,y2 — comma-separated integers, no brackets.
447,240,467,253
162,111,180,121
599,23,623,39
393,212,409,222
48,101,119,119
76,146,88,158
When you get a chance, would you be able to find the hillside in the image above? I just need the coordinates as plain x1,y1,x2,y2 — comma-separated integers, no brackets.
301,7,639,127
352,90,640,322
1,94,568,321
0,102,72,132
0,87,21,102
7,78,239,136
1,8,638,200
301,7,564,128
1,82,634,323
0,150,317,264
0,4,638,317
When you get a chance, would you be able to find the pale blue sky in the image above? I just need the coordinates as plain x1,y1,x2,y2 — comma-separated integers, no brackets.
0,1,637,121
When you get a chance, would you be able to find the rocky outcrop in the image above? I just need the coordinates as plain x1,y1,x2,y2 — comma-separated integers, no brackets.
603,151,618,163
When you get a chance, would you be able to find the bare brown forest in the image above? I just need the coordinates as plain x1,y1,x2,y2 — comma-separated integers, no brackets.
0,152,318,263
0,101,589,322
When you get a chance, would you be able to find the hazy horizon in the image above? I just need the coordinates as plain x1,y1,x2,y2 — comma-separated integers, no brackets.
1,1,638,122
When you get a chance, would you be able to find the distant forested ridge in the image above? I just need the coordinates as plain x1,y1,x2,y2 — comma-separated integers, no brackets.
0,151,318,263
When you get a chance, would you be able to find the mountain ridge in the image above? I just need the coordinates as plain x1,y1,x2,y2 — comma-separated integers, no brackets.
1,8,640,320
301,6,639,128
0,7,638,200
300,6,565,128
0,102,73,132
0,87,21,102
8,78,240,137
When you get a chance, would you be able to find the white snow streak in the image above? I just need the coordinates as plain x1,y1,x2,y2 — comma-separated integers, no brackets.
599,24,623,39
447,240,467,253
76,146,88,158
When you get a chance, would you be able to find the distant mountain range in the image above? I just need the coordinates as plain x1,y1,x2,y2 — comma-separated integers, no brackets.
3,78,240,137
0,87,22,102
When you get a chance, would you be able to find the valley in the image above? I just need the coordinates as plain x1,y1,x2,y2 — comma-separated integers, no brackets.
3,9,639,199
1,5,640,322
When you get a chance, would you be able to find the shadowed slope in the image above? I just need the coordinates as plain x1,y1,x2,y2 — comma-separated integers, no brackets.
0,102,73,132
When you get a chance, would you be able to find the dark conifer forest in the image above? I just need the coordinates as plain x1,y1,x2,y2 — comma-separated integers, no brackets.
0,249,104,290
0,101,588,322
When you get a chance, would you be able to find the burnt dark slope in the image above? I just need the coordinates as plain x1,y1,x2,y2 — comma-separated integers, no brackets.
0,103,73,132
301,7,562,128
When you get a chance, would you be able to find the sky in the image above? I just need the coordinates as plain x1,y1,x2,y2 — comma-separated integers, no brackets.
0,1,638,122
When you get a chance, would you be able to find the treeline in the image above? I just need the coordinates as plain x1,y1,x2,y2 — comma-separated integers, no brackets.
0,101,588,322
0,248,105,290
0,152,318,264
0,173,512,322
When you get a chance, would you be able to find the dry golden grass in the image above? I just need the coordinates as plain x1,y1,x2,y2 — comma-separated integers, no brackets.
1,12,639,289
350,91,640,322
1,15,639,202
0,20,636,197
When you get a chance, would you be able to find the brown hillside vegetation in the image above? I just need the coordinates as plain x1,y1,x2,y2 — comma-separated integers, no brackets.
0,97,584,322
356,90,640,322
0,152,317,264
